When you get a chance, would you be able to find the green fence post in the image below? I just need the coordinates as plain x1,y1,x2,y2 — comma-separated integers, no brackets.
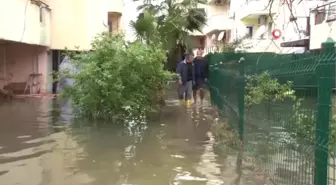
314,38,335,185
238,57,245,141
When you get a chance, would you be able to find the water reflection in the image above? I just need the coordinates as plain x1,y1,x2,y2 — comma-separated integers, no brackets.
0,90,260,185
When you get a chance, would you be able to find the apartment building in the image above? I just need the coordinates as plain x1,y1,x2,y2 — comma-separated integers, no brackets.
188,0,232,54
193,0,324,53
0,0,124,94
230,0,326,53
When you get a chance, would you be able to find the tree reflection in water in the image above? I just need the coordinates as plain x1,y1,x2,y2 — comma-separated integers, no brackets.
60,104,213,185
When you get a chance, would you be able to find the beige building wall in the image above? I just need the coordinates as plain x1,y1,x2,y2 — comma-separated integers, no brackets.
47,0,124,51
0,0,51,46
46,0,89,50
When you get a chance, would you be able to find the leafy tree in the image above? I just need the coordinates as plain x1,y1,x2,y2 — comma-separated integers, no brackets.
60,33,174,120
130,0,207,70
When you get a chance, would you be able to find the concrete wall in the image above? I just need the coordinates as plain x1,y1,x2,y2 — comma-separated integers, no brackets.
310,20,336,49
46,0,124,50
0,0,51,46
310,1,336,49
0,43,49,93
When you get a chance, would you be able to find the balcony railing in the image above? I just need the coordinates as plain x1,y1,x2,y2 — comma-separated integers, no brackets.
311,0,336,23
235,0,275,20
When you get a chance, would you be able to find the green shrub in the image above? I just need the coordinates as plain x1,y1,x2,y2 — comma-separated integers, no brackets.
60,33,174,120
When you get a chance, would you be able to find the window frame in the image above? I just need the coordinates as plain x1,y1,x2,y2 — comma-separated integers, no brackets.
327,3,336,22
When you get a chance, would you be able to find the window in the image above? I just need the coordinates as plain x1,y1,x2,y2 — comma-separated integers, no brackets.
246,26,253,38
199,37,205,46
327,3,336,22
39,7,44,23
315,8,326,25
108,13,121,33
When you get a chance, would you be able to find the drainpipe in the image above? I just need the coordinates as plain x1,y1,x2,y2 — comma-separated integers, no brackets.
36,47,39,73
3,46,6,84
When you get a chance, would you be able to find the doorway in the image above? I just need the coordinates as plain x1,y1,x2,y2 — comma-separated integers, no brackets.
246,26,253,38
52,50,61,93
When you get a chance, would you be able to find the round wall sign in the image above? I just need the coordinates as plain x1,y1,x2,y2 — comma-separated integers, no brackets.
272,29,282,39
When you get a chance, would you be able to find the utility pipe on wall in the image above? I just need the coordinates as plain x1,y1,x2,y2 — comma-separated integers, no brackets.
3,46,6,84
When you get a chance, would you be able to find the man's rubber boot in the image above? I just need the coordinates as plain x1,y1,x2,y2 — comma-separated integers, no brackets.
186,100,191,108
180,100,185,105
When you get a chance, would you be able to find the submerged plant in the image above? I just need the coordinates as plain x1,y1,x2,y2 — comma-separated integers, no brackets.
245,71,296,107
59,33,174,120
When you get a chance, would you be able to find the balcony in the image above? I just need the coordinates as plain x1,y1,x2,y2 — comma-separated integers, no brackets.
235,0,276,20
188,14,233,36
0,0,51,46
203,13,233,34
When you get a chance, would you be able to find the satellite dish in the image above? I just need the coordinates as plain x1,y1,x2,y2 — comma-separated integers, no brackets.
217,31,225,41
211,34,217,41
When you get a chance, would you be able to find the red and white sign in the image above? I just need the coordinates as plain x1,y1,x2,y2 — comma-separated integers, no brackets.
272,29,282,39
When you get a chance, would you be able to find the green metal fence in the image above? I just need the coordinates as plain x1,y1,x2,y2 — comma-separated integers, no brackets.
207,38,336,185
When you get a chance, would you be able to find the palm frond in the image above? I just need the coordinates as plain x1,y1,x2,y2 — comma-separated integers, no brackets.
185,8,207,31
129,11,158,41
133,0,207,50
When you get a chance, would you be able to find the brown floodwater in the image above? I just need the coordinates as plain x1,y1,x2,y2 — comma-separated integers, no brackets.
0,88,262,185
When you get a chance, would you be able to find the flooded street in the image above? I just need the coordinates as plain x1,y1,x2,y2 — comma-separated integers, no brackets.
0,89,262,185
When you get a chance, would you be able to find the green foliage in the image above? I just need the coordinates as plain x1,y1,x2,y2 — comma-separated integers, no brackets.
287,98,336,150
130,0,207,51
60,33,174,120
289,99,315,142
244,71,336,151
129,11,159,43
245,71,296,107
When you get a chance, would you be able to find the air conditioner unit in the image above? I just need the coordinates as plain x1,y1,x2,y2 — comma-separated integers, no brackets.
258,15,268,25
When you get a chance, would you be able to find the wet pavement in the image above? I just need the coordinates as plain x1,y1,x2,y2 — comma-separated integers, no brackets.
0,88,265,185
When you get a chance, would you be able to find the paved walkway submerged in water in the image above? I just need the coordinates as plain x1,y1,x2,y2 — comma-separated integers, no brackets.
0,86,266,185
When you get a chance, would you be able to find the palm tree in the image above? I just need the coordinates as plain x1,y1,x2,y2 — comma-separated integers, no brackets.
130,0,207,71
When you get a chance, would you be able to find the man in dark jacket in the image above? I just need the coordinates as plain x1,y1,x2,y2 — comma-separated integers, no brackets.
176,53,195,108
193,50,209,104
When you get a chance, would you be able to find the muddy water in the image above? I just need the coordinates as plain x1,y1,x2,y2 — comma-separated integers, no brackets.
0,91,259,185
